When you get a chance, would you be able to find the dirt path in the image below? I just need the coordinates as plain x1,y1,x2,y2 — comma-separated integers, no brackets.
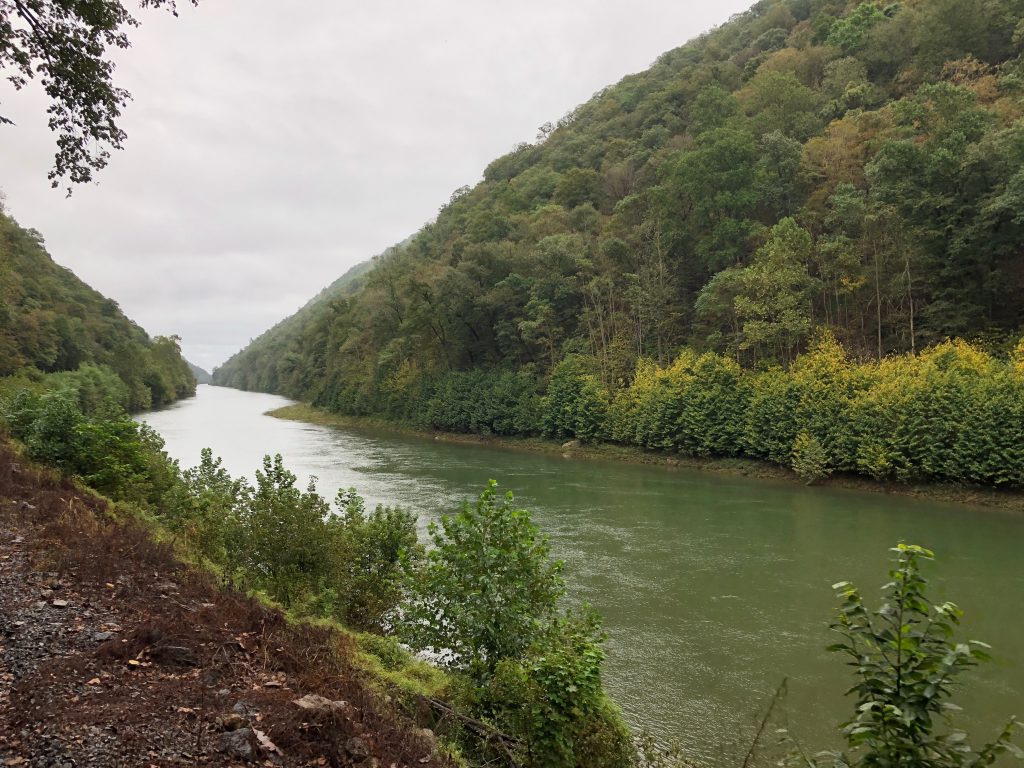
0,445,442,768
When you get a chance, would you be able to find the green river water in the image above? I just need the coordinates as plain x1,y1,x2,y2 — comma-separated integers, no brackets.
140,384,1023,763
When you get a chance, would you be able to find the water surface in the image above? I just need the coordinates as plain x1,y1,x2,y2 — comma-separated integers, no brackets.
140,385,1024,762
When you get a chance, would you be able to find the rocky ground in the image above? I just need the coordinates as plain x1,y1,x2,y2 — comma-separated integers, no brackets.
0,443,444,768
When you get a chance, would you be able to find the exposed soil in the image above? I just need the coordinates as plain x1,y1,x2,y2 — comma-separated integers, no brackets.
0,440,446,768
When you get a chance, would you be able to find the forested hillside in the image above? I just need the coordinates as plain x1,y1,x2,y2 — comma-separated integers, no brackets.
214,0,1024,487
0,206,194,410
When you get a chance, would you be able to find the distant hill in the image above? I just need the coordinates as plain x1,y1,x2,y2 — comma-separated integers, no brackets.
0,206,195,410
187,362,212,384
212,257,374,389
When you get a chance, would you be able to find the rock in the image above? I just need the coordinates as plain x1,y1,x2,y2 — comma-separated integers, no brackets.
561,440,580,449
217,688,231,698
292,693,350,715
232,700,258,717
18,501,35,511
50,599,69,608
219,712,248,731
419,728,437,750
92,631,115,643
345,736,370,760
219,727,256,761
148,645,198,667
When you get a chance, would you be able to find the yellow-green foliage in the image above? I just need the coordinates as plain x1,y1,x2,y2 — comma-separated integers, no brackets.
792,430,831,484
848,341,1024,486
352,632,448,700
561,336,1024,488
610,350,747,456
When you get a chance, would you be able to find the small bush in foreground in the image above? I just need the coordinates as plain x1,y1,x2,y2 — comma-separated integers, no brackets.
811,544,1021,768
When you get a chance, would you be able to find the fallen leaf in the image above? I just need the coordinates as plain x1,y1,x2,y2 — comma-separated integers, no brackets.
127,659,141,667
86,678,101,685
253,728,281,755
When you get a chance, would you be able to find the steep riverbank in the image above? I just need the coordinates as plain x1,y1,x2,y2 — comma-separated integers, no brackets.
267,401,1024,514
0,437,447,767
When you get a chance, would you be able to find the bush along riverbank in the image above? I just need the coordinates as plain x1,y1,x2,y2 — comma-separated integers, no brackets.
267,401,1024,515
264,334,1024,512
2,388,1020,767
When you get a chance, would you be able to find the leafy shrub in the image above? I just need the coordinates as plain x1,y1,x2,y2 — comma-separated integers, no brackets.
327,489,419,631
490,612,632,768
2,388,175,505
791,430,830,484
400,480,565,681
817,544,1022,767
400,482,630,767
162,448,246,563
541,356,610,442
221,454,334,606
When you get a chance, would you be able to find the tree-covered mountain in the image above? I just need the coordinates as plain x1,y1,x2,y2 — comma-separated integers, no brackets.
0,205,195,410
213,0,1024,487
213,256,374,394
188,362,212,384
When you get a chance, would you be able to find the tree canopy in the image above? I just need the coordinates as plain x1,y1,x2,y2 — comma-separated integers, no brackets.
0,0,196,190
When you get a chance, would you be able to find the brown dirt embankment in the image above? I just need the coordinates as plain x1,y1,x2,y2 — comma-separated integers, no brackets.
0,439,446,768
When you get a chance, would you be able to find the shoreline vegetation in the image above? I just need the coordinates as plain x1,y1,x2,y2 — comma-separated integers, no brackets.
265,398,1024,515
2,396,1020,766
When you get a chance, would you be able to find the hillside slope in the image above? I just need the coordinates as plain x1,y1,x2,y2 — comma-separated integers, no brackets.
215,0,1024,403
0,438,445,767
0,207,194,410
211,0,1024,491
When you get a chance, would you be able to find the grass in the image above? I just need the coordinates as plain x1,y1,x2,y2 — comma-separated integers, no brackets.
268,402,1024,515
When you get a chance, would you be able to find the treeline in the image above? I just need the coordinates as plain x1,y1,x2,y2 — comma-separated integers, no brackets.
0,206,194,410
216,0,1024,452
310,335,1024,489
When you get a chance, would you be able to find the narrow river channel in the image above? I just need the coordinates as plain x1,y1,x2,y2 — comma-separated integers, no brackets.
139,384,1024,763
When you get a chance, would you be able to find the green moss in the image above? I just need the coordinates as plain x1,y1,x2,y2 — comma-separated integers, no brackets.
352,631,448,700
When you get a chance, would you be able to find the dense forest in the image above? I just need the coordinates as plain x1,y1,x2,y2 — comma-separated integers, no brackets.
0,205,195,410
214,0,1024,487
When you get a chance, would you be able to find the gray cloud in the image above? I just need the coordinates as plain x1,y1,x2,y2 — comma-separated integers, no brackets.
1,0,753,371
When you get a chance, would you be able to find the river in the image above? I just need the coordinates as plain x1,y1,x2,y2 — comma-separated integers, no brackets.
139,384,1024,763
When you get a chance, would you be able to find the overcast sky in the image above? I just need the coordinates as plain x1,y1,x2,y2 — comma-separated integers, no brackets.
1,0,753,372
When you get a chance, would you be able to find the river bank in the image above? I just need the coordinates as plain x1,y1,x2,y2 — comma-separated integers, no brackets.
267,401,1024,514
144,386,1024,757
0,436,448,767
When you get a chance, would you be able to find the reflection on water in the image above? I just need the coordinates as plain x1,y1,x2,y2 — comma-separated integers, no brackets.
140,385,1024,762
